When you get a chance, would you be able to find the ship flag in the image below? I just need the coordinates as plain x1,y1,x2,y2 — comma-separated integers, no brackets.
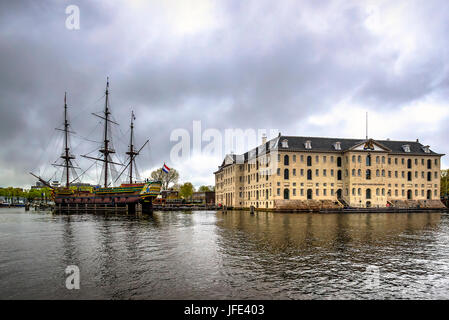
162,163,170,174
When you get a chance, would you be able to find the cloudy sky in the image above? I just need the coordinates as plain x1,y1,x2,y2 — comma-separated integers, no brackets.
1,0,448,189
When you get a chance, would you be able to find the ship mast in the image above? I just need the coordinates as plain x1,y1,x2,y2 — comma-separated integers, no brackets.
81,78,122,187
126,111,138,184
100,78,113,188
60,92,76,188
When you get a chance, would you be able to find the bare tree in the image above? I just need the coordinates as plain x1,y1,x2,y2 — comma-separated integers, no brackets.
150,168,179,190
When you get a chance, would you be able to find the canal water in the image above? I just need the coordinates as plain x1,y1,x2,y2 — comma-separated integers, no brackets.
1,207,449,299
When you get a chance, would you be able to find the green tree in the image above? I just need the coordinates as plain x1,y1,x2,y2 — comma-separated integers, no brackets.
441,169,449,197
179,182,195,199
150,167,179,190
198,185,214,192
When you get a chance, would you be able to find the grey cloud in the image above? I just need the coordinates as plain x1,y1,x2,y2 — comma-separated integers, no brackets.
1,0,448,187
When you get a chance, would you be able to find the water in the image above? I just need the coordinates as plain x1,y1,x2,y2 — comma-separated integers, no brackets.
1,207,449,300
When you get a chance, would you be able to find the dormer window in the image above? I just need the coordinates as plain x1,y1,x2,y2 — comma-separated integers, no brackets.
281,139,288,148
334,141,341,150
422,145,430,153
304,140,312,149
402,145,410,153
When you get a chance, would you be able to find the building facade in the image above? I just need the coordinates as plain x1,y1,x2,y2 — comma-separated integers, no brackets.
214,135,444,209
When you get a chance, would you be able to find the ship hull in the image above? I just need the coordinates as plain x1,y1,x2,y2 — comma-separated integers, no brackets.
53,181,161,213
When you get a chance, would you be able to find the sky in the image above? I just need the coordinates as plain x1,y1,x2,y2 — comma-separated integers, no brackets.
1,0,449,189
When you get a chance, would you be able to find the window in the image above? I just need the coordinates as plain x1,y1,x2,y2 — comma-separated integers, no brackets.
300,169,304,176
358,169,361,176
307,189,313,199
293,189,296,196
284,155,289,165
427,159,432,169
315,155,319,163
305,140,312,149
307,156,312,166
281,139,288,148
352,169,355,176
407,159,412,169
376,156,380,164
376,169,380,177
352,188,355,196
337,170,342,180
334,141,341,150
316,169,319,177
277,168,280,176
407,172,412,181
293,169,296,176
323,169,327,177
366,154,371,166
402,145,411,153
358,155,361,163
293,155,296,162
366,189,371,199
352,155,356,163
307,169,312,180
284,189,289,200
277,188,280,196
284,169,289,180
366,169,371,180
337,157,342,167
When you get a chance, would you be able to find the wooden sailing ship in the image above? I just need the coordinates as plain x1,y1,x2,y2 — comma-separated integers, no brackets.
30,79,162,213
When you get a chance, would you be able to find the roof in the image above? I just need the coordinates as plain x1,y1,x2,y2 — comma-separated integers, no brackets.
215,135,443,172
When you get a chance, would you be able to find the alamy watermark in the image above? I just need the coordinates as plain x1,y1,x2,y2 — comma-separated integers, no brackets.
169,120,279,165
65,5,80,30
65,265,80,290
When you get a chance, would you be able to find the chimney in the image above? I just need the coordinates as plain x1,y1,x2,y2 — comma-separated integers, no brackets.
262,133,267,145
416,138,419,143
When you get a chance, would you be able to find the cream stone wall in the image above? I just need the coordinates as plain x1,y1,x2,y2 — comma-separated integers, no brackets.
215,149,442,209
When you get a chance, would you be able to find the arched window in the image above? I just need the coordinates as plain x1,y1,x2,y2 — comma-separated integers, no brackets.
427,172,432,181
352,169,355,176
376,169,380,177
337,157,342,167
337,170,342,180
427,190,432,200
284,169,289,180
376,188,380,196
284,155,289,166
366,188,371,199
284,189,289,200
427,159,432,169
307,189,313,200
376,156,380,164
352,155,356,163
366,154,372,166
407,190,412,200
358,169,361,176
407,159,412,169
407,171,412,181
307,169,312,180
366,169,371,180
358,155,361,163
307,156,312,166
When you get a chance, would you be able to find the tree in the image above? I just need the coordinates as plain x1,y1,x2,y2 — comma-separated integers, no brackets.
198,185,214,192
441,169,449,197
179,182,195,199
150,168,179,190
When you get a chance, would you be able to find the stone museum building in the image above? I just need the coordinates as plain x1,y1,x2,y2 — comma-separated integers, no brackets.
214,134,444,209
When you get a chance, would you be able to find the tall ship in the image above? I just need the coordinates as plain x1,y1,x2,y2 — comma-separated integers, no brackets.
31,79,162,213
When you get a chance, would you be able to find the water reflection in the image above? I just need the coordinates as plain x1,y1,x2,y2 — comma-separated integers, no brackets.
0,208,448,299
